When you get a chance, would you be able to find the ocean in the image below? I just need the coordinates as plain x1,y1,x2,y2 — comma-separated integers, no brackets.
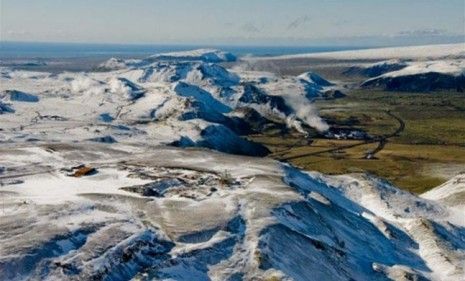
0,41,365,59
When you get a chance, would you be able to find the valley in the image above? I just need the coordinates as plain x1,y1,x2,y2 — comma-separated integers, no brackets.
250,90,465,193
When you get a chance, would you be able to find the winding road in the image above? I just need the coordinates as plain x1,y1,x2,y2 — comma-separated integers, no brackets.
277,110,405,161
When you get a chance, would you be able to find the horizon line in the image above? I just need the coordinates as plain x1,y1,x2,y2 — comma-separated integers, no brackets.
2,40,464,49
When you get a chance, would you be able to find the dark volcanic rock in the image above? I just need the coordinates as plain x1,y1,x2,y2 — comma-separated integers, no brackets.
172,125,270,157
0,102,14,114
344,61,408,78
121,179,185,197
197,125,270,156
4,90,39,102
362,72,465,92
240,83,292,114
88,135,117,143
321,89,346,100
180,100,252,135
233,107,287,133
98,113,115,123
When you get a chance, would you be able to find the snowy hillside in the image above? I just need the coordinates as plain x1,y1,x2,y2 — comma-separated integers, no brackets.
0,144,464,281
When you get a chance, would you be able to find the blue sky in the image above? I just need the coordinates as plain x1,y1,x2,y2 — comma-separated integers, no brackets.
1,0,464,45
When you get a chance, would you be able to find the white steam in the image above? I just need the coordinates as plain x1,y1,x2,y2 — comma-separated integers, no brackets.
289,99,329,132
258,77,330,132
232,57,329,132
108,78,131,97
70,76,106,95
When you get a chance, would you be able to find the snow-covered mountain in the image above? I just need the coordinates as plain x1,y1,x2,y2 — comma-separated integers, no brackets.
328,44,465,92
0,144,463,281
361,59,465,92
0,49,331,155
147,48,237,63
343,60,409,78
1,48,464,281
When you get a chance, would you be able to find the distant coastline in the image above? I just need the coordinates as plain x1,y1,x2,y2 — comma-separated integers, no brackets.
0,41,367,59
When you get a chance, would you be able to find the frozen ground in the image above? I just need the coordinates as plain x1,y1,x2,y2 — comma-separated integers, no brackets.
0,48,464,281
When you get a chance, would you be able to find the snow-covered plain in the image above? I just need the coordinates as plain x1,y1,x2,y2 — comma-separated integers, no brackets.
0,49,464,281
265,43,465,61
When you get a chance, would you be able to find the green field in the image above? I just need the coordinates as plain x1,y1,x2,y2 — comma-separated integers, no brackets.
250,90,465,193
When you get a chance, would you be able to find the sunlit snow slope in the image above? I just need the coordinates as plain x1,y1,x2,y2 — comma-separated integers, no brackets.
0,144,464,281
